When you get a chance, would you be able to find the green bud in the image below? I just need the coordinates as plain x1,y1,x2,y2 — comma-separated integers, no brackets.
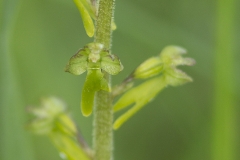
133,57,163,79
65,49,88,75
101,54,123,75
73,0,95,37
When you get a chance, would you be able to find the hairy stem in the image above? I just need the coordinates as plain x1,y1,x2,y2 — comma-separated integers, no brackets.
93,0,115,160
94,0,114,48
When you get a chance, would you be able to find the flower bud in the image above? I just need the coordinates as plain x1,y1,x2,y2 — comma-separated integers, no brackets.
133,57,163,79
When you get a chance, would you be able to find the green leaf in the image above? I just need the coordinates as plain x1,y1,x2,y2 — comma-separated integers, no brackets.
73,0,95,37
81,69,110,116
113,76,167,129
101,54,123,75
65,49,88,75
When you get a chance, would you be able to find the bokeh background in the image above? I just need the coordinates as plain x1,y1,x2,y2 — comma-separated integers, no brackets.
1,0,239,160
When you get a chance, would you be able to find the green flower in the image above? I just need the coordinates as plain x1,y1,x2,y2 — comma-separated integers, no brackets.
27,97,92,160
113,46,195,129
65,43,123,116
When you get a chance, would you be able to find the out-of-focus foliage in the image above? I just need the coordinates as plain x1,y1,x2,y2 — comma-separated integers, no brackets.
27,97,91,160
0,0,239,160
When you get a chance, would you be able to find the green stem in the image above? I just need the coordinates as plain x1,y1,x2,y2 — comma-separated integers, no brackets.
212,0,236,159
94,0,114,48
93,0,115,160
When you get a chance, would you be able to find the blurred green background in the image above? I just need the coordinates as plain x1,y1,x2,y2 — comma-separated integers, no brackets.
1,0,239,160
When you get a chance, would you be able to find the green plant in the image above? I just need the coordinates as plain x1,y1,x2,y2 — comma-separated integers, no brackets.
27,0,195,160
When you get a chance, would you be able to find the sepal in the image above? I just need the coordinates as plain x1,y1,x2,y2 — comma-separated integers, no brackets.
101,54,123,75
65,49,88,75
